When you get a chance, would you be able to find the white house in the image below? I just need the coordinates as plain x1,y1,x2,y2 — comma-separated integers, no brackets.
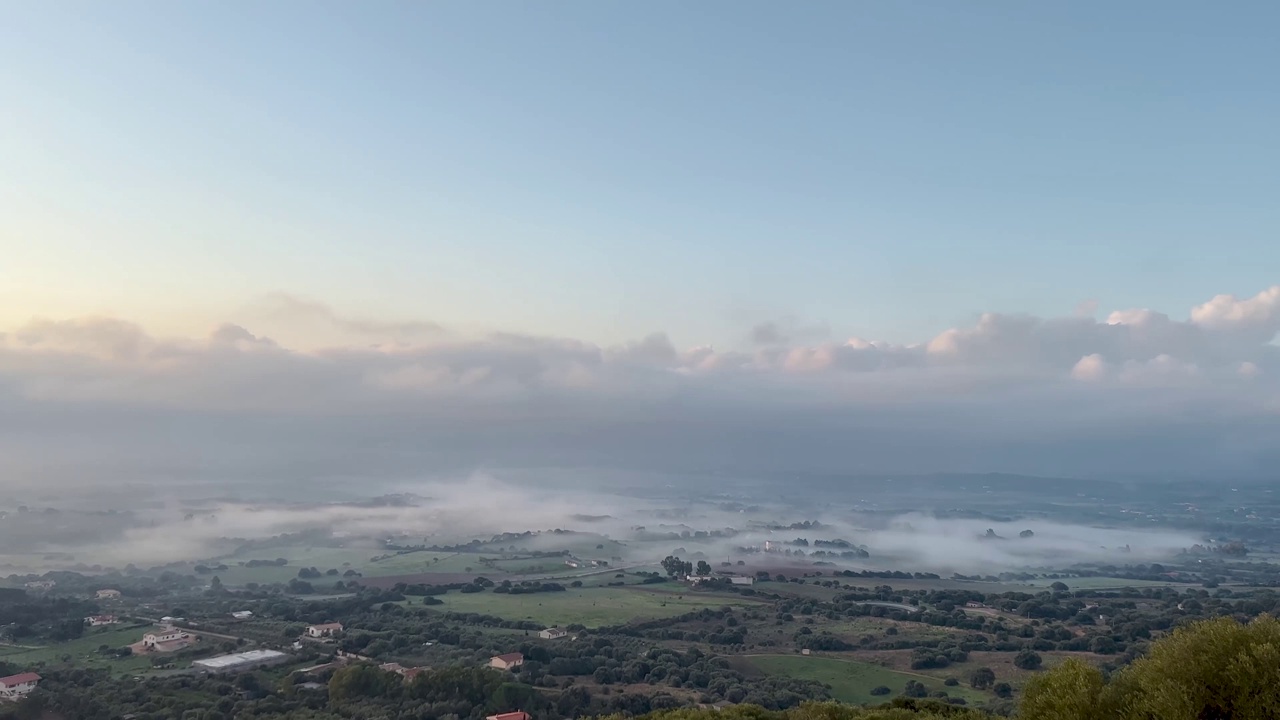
538,627,568,640
729,576,755,586
230,610,253,620
143,627,191,650
307,622,343,638
96,589,122,600
0,673,40,700
86,614,119,626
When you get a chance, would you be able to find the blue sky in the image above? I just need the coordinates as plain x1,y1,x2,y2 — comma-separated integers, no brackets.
3,1,1277,349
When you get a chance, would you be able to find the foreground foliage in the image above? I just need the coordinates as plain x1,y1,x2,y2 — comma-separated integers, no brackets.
3,615,1280,719
1020,614,1280,720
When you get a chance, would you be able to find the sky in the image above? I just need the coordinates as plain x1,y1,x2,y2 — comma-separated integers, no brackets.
1,3,1278,487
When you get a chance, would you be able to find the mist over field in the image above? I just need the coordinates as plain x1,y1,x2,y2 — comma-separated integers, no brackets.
0,473,1201,576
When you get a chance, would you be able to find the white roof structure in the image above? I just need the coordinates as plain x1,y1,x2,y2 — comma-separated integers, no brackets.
192,649,287,671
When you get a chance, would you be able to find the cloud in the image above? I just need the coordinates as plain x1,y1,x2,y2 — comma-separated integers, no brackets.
247,293,446,345
749,317,830,346
2,285,1279,487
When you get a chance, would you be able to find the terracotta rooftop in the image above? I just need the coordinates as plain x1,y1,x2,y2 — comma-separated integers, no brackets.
0,673,41,687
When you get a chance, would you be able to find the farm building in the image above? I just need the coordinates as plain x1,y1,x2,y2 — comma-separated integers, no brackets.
538,627,568,640
24,581,54,591
0,673,40,700
307,622,343,638
86,614,119,626
728,576,754,585
965,601,985,608
380,662,426,681
143,627,192,651
192,649,289,674
230,610,253,620
488,652,524,671
96,589,122,600
487,713,531,720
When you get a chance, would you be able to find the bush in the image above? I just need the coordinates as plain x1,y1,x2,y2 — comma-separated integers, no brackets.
1014,650,1043,670
869,686,891,696
943,678,959,687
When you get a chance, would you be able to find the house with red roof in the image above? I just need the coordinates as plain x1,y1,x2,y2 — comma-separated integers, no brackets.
487,652,524,671
486,712,531,720
0,673,41,700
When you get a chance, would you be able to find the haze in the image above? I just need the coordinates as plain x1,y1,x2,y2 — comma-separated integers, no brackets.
2,4,1278,584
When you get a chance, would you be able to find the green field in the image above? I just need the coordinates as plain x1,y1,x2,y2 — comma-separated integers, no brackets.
1021,577,1184,590
0,625,155,677
426,586,761,627
483,557,578,575
210,548,494,585
746,654,989,706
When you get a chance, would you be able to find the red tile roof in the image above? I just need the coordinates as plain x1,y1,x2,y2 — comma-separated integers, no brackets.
491,652,524,663
488,712,531,720
0,673,41,687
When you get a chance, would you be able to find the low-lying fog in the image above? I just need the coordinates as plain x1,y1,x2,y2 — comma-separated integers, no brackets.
0,473,1203,577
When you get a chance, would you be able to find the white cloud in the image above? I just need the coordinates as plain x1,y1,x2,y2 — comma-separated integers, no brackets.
1190,286,1280,337
2,285,1280,485
1071,353,1108,382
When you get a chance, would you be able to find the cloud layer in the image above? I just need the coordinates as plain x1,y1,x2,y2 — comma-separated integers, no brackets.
2,286,1279,490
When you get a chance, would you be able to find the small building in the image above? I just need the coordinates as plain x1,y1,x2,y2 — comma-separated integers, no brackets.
24,581,54,591
800,648,811,656
380,662,426,681
144,628,189,646
487,712,531,720
87,614,120,626
965,601,985,609
192,649,289,674
729,576,755,586
96,589,122,600
488,652,525,671
0,673,41,700
538,627,568,640
230,610,254,620
142,627,192,652
307,622,343,638
298,682,327,692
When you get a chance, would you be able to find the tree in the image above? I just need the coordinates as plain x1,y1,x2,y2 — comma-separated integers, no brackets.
1108,614,1280,720
1089,635,1117,654
993,682,1012,699
901,680,928,698
1020,530,1035,538
1050,581,1069,592
695,561,712,576
661,556,693,578
1020,658,1109,719
970,667,996,689
1014,650,1043,670
869,686,891,696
